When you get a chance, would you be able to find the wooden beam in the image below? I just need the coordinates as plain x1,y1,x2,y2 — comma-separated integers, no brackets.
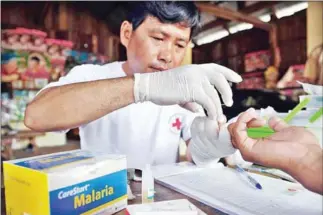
239,1,278,14
198,1,278,32
196,2,272,31
200,18,227,32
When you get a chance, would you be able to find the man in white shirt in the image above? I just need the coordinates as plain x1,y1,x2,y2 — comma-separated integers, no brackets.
25,2,242,168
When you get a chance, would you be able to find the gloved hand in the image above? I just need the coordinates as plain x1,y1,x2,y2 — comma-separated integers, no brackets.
188,116,237,166
134,63,242,122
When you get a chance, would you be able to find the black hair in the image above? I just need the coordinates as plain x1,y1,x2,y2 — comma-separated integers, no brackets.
127,1,200,38
30,56,40,63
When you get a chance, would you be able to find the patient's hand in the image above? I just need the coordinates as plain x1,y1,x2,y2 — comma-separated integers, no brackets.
228,108,323,194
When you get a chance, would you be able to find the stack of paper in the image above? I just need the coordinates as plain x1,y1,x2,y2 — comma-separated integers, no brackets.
155,166,322,215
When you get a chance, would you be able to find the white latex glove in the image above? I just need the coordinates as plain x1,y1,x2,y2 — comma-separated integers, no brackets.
188,116,237,166
134,63,242,122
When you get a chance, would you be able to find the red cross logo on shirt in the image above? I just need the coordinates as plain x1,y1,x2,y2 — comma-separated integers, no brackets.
172,118,182,130
169,114,184,134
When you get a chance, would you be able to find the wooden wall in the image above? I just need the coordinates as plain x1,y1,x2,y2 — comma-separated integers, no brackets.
1,2,120,61
1,2,41,29
193,28,269,74
277,10,307,72
193,10,307,75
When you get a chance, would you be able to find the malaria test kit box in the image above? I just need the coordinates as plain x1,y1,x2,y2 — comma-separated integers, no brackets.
3,150,127,215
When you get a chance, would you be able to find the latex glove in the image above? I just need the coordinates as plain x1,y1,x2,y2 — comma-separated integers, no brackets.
134,63,242,122
188,116,237,166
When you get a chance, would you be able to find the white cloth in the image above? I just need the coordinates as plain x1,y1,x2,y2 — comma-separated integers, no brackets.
39,62,201,169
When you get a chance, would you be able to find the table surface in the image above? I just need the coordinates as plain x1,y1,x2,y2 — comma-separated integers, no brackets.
1,181,225,215
2,130,45,139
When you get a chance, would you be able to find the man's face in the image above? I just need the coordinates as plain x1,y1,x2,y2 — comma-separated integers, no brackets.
121,16,191,74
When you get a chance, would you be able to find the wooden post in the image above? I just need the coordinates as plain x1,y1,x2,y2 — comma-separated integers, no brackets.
58,2,68,31
307,2,323,56
305,2,323,83
269,24,280,68
92,34,98,54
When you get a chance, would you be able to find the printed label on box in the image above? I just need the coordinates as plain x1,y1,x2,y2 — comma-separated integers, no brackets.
50,169,127,215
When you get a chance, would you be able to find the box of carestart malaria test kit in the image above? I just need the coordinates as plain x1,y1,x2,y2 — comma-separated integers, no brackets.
3,150,127,215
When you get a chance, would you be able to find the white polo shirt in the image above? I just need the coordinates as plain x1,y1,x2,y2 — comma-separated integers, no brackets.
41,62,201,169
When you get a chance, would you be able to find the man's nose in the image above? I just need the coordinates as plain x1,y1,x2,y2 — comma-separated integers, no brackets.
158,43,173,65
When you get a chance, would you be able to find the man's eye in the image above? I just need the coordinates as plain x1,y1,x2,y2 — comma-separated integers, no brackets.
152,36,163,41
176,44,185,48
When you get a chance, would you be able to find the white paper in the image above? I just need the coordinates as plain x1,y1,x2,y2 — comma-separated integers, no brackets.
151,162,202,179
126,199,206,215
151,162,223,179
298,81,323,95
157,167,323,215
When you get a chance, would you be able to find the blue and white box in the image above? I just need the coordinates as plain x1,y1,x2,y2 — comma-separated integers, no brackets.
4,149,127,215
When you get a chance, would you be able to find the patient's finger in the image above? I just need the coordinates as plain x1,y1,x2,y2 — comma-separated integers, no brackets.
247,118,266,128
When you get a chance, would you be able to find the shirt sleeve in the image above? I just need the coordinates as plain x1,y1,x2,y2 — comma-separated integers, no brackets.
181,109,206,142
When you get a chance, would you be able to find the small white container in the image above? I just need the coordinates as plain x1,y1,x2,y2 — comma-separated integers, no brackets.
142,164,155,203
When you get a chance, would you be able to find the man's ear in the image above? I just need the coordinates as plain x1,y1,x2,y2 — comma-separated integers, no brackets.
120,21,133,48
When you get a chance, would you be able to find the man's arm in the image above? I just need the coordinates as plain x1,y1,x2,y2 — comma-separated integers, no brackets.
25,63,242,132
25,77,135,132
